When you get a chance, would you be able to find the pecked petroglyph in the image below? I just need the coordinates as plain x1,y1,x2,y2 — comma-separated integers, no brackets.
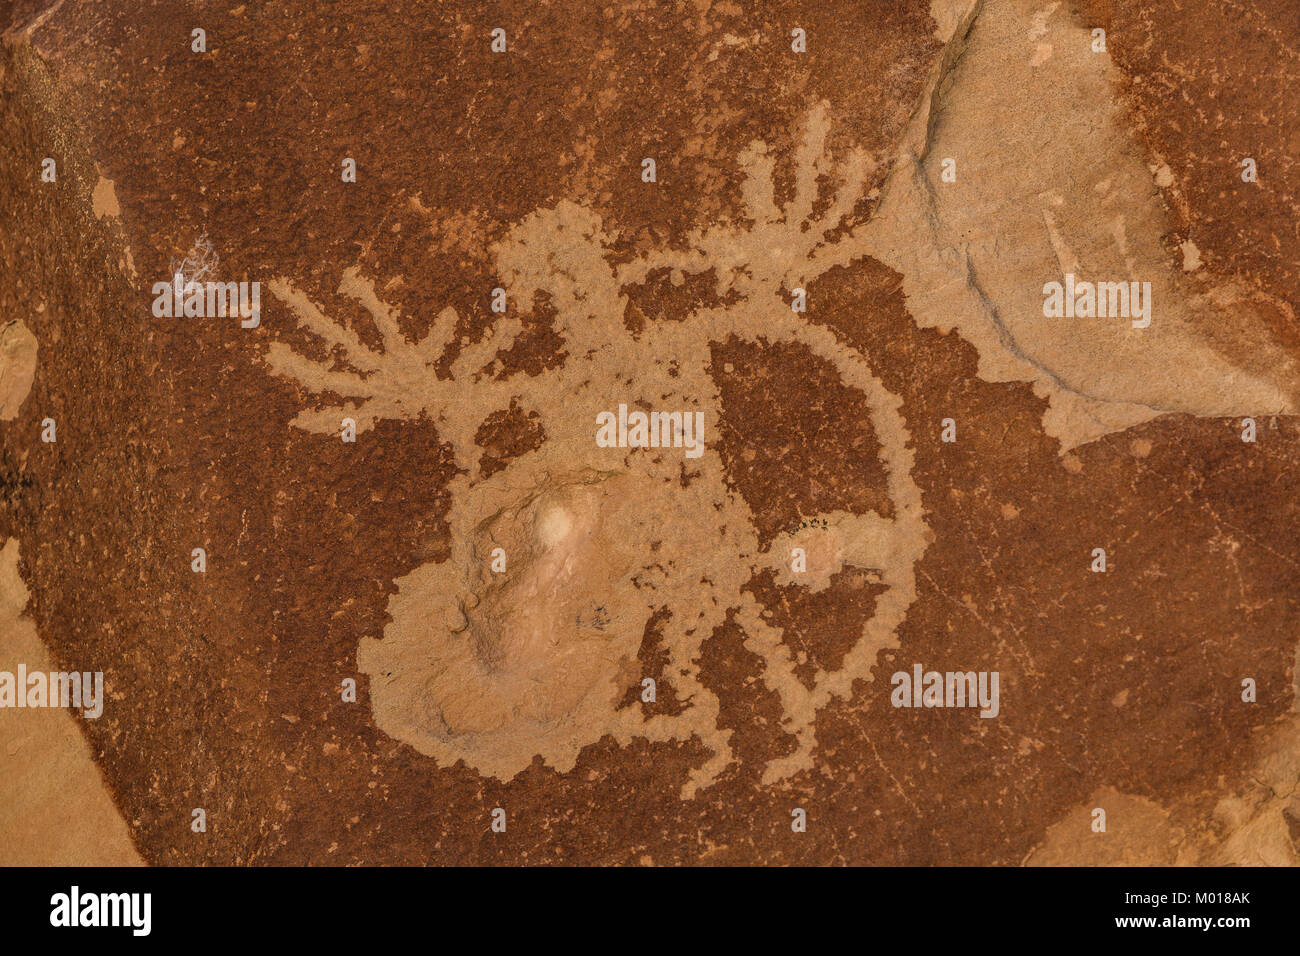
254,9,1299,801
264,107,929,796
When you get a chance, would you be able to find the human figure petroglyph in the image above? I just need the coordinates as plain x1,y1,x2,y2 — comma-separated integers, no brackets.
264,104,929,795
